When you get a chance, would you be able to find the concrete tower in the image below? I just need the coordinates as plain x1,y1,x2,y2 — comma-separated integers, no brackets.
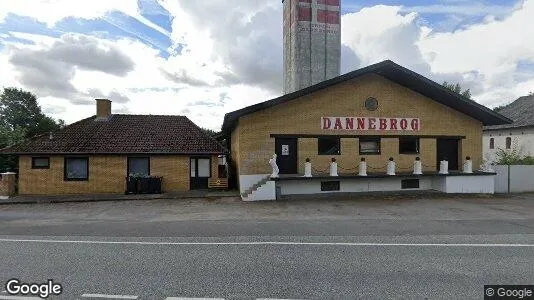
283,0,341,94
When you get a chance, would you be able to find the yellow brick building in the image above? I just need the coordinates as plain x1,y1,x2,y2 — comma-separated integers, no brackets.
2,100,226,195
222,60,511,197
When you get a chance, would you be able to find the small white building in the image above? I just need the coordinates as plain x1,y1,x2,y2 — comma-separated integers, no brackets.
483,95,534,163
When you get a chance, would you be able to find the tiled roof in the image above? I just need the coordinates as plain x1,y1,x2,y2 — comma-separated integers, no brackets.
0,114,226,155
484,95,534,130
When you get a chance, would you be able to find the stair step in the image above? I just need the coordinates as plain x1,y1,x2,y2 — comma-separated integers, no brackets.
242,175,272,199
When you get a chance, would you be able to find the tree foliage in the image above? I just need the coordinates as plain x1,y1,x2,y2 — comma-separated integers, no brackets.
200,127,218,138
442,81,472,99
494,143,534,165
0,87,65,172
492,105,506,112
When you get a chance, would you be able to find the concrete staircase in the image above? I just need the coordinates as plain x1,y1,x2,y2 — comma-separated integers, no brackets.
241,176,276,201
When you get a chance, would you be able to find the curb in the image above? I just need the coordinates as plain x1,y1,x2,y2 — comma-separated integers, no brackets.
0,194,240,205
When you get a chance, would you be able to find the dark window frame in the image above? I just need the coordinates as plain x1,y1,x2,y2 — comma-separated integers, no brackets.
401,179,420,189
359,137,381,155
318,137,341,155
399,137,420,155
321,181,340,191
506,137,512,149
64,157,89,181
31,157,50,169
489,138,495,150
190,156,213,178
127,156,151,177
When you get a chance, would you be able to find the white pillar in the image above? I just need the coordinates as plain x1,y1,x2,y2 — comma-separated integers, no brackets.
463,157,473,174
358,161,367,176
269,154,279,178
413,160,422,175
387,159,396,176
330,162,338,177
439,160,449,174
304,162,312,177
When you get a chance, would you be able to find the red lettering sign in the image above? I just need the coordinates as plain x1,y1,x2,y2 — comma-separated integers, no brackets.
379,118,387,130
334,118,342,129
345,118,354,130
321,117,420,131
322,117,331,129
411,119,420,131
390,119,398,130
357,118,365,130
368,118,376,130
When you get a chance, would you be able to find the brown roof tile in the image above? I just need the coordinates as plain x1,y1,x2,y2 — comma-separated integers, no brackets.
1,114,226,155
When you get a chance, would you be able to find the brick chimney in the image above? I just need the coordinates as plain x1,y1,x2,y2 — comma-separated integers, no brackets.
95,99,112,121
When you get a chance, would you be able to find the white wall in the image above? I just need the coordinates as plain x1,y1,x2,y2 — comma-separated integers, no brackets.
239,174,270,193
509,165,534,193
280,177,432,195
279,175,493,196
483,127,534,163
442,176,494,194
244,181,276,201
493,165,509,193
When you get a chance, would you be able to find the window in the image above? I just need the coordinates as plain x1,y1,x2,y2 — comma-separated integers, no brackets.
318,137,341,155
399,138,419,154
359,138,380,155
321,181,340,191
190,158,212,178
64,157,89,181
32,157,50,169
489,138,495,149
128,157,150,176
506,137,512,149
197,158,211,177
402,179,420,189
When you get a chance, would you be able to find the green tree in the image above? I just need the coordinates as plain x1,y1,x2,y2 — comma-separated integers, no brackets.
493,105,506,112
442,81,472,99
0,87,65,172
200,127,218,138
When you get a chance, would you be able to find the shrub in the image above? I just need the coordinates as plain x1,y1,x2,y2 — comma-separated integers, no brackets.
494,144,534,165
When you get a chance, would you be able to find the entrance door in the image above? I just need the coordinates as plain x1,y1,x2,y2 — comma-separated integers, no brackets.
275,138,298,174
190,157,211,190
436,139,459,171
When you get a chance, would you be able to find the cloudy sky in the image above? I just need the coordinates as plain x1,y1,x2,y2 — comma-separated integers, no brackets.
0,0,532,130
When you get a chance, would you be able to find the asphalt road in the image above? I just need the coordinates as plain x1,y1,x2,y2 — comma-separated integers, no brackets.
0,195,533,299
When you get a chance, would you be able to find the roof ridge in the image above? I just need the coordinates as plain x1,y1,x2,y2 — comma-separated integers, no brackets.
0,115,96,152
222,59,511,133
113,114,186,117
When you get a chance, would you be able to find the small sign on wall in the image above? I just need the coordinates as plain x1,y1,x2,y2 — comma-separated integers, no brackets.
282,145,290,156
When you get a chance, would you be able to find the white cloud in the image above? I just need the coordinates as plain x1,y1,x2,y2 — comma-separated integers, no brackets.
401,3,517,16
419,0,534,105
2,0,534,131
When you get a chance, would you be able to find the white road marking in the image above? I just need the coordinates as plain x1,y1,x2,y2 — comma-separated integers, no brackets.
81,294,138,299
0,238,533,247
0,296,42,300
165,298,225,300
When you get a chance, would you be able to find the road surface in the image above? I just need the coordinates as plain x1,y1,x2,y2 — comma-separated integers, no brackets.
1,195,533,299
